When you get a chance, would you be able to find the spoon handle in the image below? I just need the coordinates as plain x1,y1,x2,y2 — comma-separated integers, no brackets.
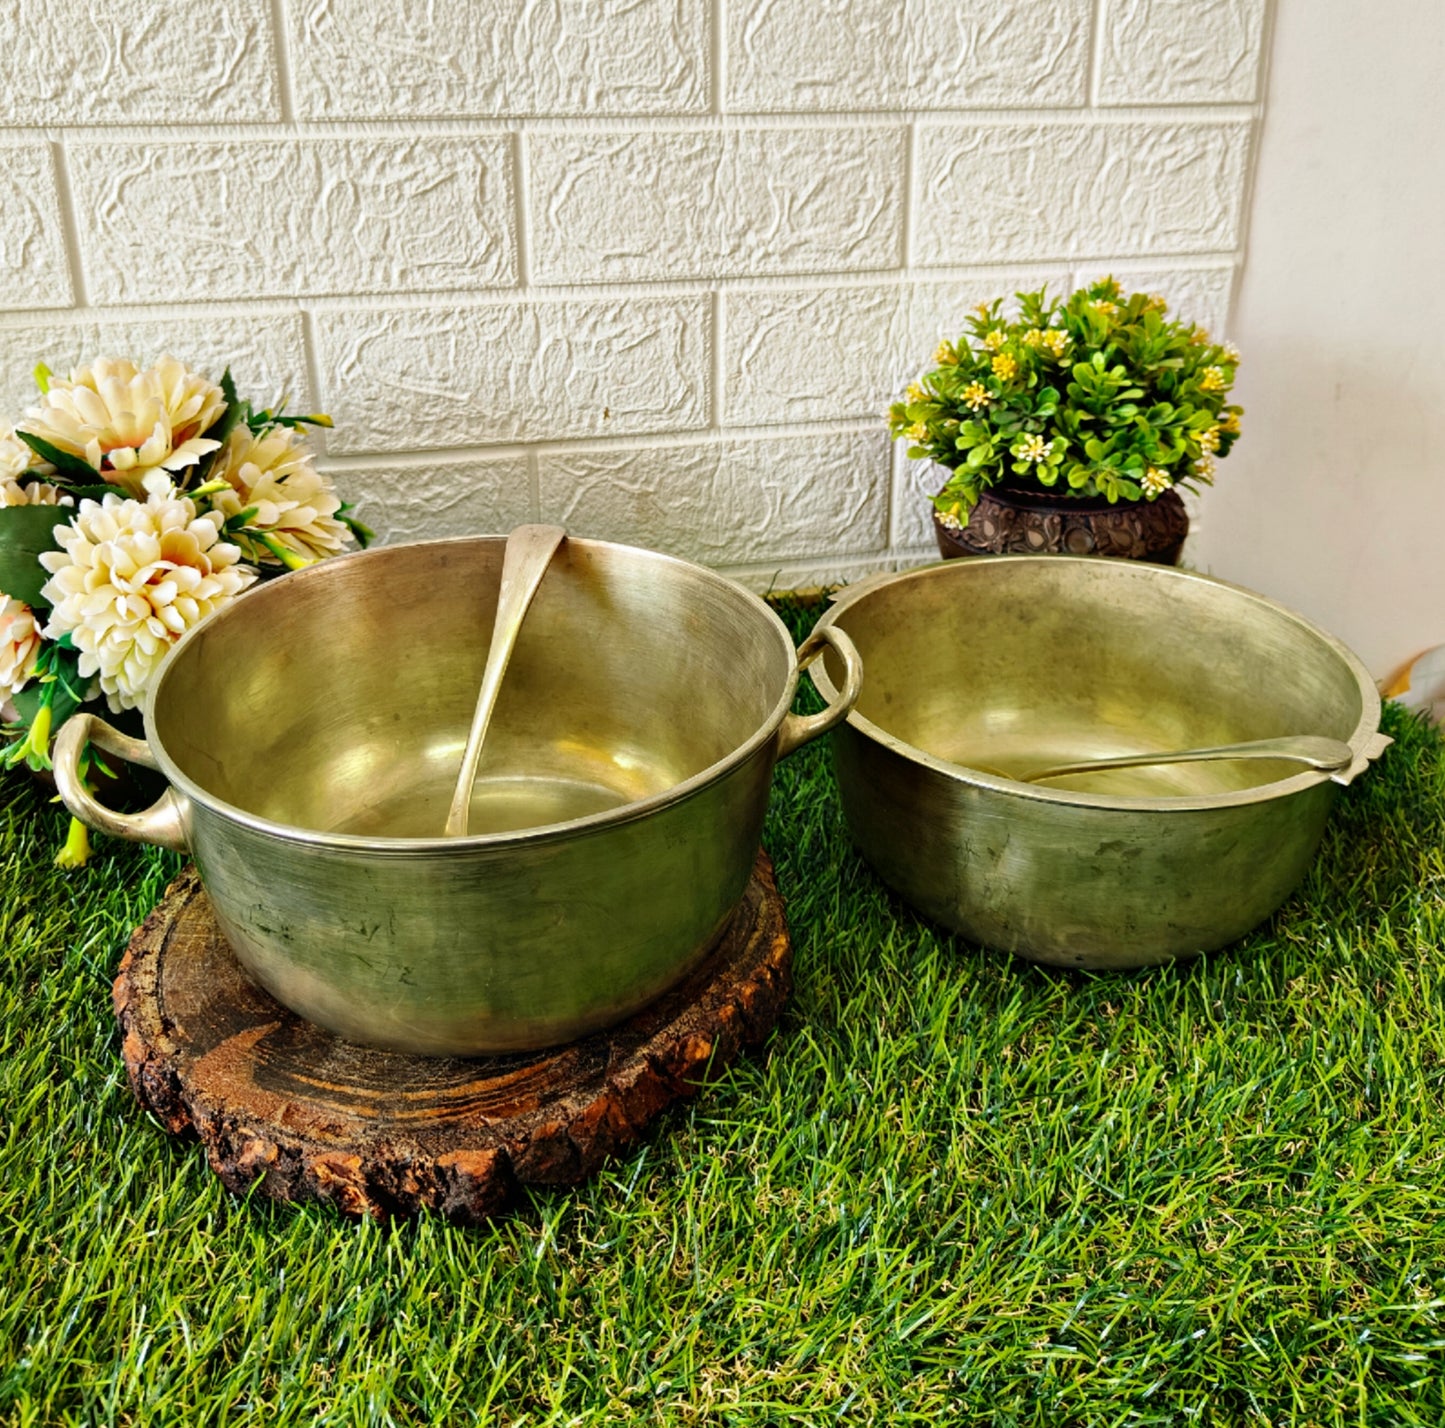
445,525,567,837
1021,734,1355,784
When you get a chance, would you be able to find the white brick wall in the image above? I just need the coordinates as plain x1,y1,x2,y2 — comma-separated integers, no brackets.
0,1,1267,590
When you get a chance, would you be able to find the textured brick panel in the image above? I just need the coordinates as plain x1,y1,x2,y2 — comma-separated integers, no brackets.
1080,264,1237,336
343,457,532,545
1098,0,1267,104
291,0,707,117
915,122,1251,264
893,451,948,551
315,298,708,455
729,0,1089,110
725,552,908,594
724,270,1070,426
70,140,515,304
538,430,890,566
0,144,71,309
530,129,904,283
0,0,279,125
0,313,311,424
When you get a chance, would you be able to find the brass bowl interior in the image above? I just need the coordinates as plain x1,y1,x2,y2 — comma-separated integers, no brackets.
825,559,1370,800
151,538,796,838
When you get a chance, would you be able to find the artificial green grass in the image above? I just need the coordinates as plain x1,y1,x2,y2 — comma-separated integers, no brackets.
3,605,1445,1425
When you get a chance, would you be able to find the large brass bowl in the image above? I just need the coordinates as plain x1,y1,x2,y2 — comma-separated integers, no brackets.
54,536,860,1054
807,556,1388,969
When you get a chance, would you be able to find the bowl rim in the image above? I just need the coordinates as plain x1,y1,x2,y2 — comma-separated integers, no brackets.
807,554,1385,813
141,534,802,853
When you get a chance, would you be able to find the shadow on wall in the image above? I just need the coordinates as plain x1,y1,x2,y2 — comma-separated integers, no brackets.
1195,347,1438,675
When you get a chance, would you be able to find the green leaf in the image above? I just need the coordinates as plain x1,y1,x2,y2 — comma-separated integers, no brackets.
0,503,72,606
12,661,87,731
339,512,374,549
194,369,246,483
15,432,99,483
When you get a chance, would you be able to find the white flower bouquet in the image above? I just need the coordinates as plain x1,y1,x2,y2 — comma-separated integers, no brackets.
0,355,370,865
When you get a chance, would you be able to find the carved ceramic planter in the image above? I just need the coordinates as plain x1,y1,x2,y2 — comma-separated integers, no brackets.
932,484,1188,566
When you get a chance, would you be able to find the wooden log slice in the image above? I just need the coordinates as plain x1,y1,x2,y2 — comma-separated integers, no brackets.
112,852,791,1225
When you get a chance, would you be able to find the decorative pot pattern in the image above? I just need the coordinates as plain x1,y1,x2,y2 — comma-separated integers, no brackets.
933,486,1188,566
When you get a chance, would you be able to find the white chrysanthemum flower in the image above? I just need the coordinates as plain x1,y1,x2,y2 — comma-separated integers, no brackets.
20,356,225,496
38,489,255,712
0,596,42,698
1,477,73,508
204,425,350,566
0,423,41,485
1016,434,1053,463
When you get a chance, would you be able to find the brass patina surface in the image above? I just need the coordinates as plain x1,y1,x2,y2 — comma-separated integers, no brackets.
807,556,1388,969
54,537,861,1054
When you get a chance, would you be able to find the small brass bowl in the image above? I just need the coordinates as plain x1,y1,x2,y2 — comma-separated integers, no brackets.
807,556,1388,969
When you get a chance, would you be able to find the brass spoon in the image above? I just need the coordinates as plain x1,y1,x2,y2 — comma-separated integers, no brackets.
445,524,567,838
1015,734,1356,785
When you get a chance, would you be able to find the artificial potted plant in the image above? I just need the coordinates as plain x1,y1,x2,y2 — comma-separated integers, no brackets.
889,279,1242,563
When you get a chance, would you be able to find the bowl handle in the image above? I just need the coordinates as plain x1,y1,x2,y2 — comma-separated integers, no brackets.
52,712,191,854
777,626,864,759
1333,730,1394,786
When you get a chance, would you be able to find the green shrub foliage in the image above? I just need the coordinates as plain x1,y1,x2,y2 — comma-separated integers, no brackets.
888,278,1243,527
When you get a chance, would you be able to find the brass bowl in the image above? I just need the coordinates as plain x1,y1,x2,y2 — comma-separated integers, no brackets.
807,556,1389,969
54,536,861,1054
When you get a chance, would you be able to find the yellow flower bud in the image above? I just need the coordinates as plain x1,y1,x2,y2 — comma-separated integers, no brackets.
55,815,92,869
25,700,53,764
258,533,317,571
